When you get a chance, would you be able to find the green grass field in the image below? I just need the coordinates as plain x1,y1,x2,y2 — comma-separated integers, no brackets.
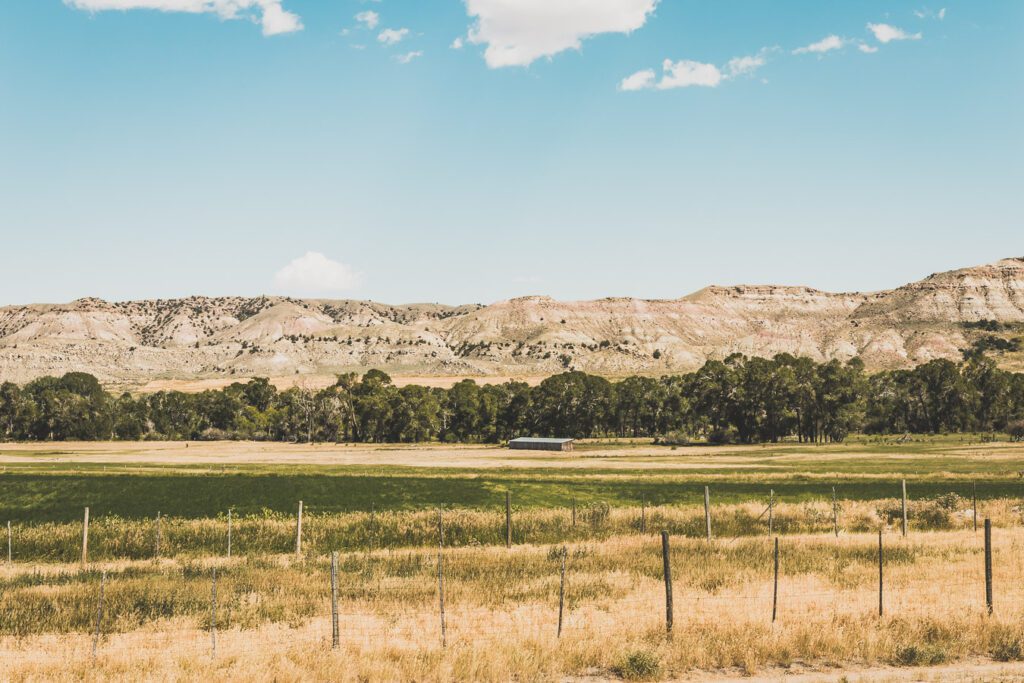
1,435,1022,522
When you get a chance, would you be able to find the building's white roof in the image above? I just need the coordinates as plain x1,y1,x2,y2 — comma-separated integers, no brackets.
509,437,574,443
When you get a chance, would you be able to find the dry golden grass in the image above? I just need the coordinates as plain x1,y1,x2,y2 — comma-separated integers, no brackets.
6,498,1020,562
4,527,1024,681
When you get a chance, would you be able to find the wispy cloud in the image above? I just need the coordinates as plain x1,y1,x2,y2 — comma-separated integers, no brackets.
621,49,767,92
354,10,378,29
396,50,423,64
858,43,879,54
377,27,409,45
63,0,302,36
914,7,946,20
618,68,655,91
658,59,721,89
725,52,767,78
464,0,658,68
793,35,845,55
867,23,922,43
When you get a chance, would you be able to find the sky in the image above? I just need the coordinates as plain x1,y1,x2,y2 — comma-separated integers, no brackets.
0,1,1022,306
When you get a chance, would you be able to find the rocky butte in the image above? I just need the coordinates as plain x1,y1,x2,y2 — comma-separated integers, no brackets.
0,257,1022,388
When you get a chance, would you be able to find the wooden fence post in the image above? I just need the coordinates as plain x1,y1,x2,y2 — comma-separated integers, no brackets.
772,537,779,623
82,507,90,566
210,567,217,658
768,490,774,537
973,482,978,533
571,498,576,528
641,495,646,534
92,570,106,658
227,510,232,559
901,480,908,538
6,521,10,565
438,507,447,647
832,487,839,537
331,551,340,649
557,546,567,638
661,531,673,635
703,486,712,541
984,518,993,615
155,512,161,558
370,503,377,552
295,501,303,556
505,491,512,548
877,529,884,617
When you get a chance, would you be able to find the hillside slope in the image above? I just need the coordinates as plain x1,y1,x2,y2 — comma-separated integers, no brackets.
1,258,1022,387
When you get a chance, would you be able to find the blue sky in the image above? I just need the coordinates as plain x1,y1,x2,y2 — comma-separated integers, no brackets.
0,1,1021,305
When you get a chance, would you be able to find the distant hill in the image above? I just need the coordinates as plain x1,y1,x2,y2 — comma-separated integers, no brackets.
1,257,1023,389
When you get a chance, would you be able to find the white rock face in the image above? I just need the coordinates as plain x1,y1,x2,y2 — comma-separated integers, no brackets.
0,258,1022,386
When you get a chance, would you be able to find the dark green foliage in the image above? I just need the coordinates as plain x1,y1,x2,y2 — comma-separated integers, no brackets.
2,353,1024,444
962,319,1009,332
991,628,1024,661
971,335,1021,354
893,643,948,666
615,650,662,680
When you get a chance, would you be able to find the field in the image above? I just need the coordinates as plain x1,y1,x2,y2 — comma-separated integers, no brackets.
2,436,1024,522
3,437,1024,681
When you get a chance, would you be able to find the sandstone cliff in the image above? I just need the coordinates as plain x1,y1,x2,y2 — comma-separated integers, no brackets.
1,258,1021,387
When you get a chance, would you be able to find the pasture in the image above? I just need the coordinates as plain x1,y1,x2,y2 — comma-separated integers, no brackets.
2,437,1024,681
1,435,1023,521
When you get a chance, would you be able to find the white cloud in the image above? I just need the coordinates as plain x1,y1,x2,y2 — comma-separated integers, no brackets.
377,27,409,45
464,0,658,68
618,68,655,91
914,7,946,20
396,50,423,64
657,59,721,89
273,252,360,293
867,23,922,43
354,10,378,29
725,53,766,78
858,43,879,53
450,36,464,49
260,2,300,35
793,34,844,55
622,51,767,92
63,0,302,36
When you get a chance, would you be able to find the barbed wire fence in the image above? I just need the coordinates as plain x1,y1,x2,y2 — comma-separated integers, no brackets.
0,525,1014,663
0,482,1020,664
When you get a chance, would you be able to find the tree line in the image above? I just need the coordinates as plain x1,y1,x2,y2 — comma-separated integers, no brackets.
2,353,1024,444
